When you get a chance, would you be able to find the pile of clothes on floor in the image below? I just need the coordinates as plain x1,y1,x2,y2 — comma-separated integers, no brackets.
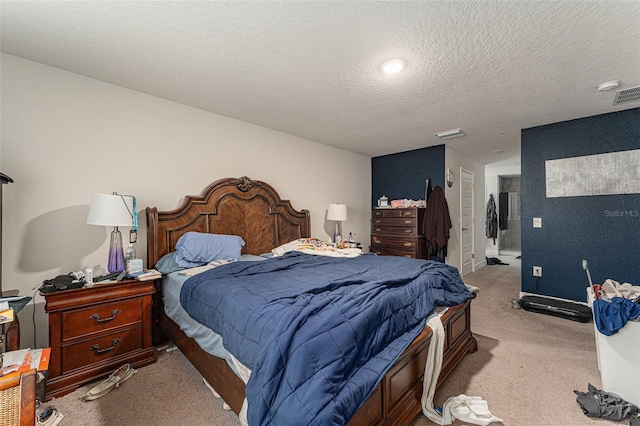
575,383,639,422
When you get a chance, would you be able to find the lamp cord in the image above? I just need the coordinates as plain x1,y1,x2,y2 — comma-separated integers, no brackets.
32,288,39,348
115,193,138,233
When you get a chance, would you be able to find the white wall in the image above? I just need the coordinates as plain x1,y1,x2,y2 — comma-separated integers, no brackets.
484,158,521,256
0,54,371,347
444,146,486,273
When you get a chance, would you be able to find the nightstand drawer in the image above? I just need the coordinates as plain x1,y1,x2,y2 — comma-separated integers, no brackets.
62,298,143,341
62,326,143,373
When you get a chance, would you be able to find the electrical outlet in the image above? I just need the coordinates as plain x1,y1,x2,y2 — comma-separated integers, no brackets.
533,266,542,277
533,217,542,228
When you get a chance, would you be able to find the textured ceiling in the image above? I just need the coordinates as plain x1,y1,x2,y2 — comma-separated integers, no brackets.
2,1,639,165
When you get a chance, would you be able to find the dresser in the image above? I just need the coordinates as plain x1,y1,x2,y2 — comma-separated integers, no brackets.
370,208,426,258
43,279,157,399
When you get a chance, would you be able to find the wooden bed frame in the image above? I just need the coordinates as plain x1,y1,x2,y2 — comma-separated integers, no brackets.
146,176,477,426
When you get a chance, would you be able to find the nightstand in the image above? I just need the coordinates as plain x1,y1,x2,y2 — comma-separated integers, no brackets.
42,279,157,399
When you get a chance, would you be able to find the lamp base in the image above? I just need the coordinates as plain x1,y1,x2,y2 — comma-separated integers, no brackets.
108,229,125,273
333,221,342,245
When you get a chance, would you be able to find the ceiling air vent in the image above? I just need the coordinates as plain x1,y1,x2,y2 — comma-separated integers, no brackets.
613,86,640,105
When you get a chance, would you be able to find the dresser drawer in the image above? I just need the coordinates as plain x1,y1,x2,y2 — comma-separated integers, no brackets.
372,209,418,218
371,247,416,258
61,326,143,373
371,236,425,258
372,217,419,228
372,226,419,237
371,235,420,249
62,298,143,341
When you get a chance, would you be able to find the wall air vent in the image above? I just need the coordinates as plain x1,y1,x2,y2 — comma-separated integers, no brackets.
613,86,640,105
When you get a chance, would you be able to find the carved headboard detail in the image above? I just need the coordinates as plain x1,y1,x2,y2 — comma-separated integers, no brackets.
146,176,310,268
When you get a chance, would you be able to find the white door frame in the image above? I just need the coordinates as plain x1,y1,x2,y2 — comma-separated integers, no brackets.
460,168,475,276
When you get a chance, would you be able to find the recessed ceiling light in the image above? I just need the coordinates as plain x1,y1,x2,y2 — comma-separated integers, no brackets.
381,59,405,74
597,80,621,91
434,129,465,140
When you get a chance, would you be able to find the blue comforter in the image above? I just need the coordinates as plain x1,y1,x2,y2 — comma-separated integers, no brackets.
180,252,472,425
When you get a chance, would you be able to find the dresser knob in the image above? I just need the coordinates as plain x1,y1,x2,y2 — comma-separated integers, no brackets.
90,338,121,354
375,228,382,232
405,229,412,233
405,220,412,224
375,219,382,224
403,242,412,247
90,309,121,323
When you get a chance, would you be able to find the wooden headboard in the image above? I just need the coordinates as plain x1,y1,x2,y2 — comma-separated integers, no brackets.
146,176,310,268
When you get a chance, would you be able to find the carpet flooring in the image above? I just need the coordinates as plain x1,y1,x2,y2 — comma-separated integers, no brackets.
48,256,608,425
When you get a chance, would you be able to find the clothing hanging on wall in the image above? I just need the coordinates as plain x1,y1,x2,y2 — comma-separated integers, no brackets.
486,194,497,244
498,192,509,230
423,186,452,261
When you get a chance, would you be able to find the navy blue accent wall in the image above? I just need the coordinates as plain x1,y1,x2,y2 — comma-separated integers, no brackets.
521,108,640,302
371,145,445,207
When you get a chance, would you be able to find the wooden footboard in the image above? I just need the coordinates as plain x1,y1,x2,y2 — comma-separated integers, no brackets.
160,299,476,426
349,299,476,426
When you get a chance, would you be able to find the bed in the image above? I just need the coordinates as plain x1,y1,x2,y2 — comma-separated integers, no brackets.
146,176,477,426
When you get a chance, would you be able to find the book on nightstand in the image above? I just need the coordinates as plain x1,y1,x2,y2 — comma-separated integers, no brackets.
125,269,161,281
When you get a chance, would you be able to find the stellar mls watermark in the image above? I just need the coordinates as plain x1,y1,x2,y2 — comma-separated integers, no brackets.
604,209,639,217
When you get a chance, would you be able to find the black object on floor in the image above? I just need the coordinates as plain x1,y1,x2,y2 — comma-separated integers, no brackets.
486,257,509,265
519,295,592,323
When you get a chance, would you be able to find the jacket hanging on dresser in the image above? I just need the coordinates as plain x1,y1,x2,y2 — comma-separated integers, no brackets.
423,186,452,261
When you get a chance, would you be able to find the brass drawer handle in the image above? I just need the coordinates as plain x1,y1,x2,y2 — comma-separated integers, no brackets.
404,220,412,224
90,309,121,323
91,338,121,354
374,212,382,216
403,242,412,247
405,229,412,233
375,228,382,232
403,212,412,216
373,239,381,244
375,219,382,224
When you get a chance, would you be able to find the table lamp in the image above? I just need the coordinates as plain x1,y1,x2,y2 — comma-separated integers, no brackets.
87,193,135,273
327,203,347,244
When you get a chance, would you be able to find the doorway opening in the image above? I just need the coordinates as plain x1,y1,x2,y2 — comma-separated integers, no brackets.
498,176,521,256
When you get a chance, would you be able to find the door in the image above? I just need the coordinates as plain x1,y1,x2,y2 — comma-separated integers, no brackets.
460,169,474,276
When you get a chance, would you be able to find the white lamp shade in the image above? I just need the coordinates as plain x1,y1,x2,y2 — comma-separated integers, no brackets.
327,204,347,221
87,193,134,227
